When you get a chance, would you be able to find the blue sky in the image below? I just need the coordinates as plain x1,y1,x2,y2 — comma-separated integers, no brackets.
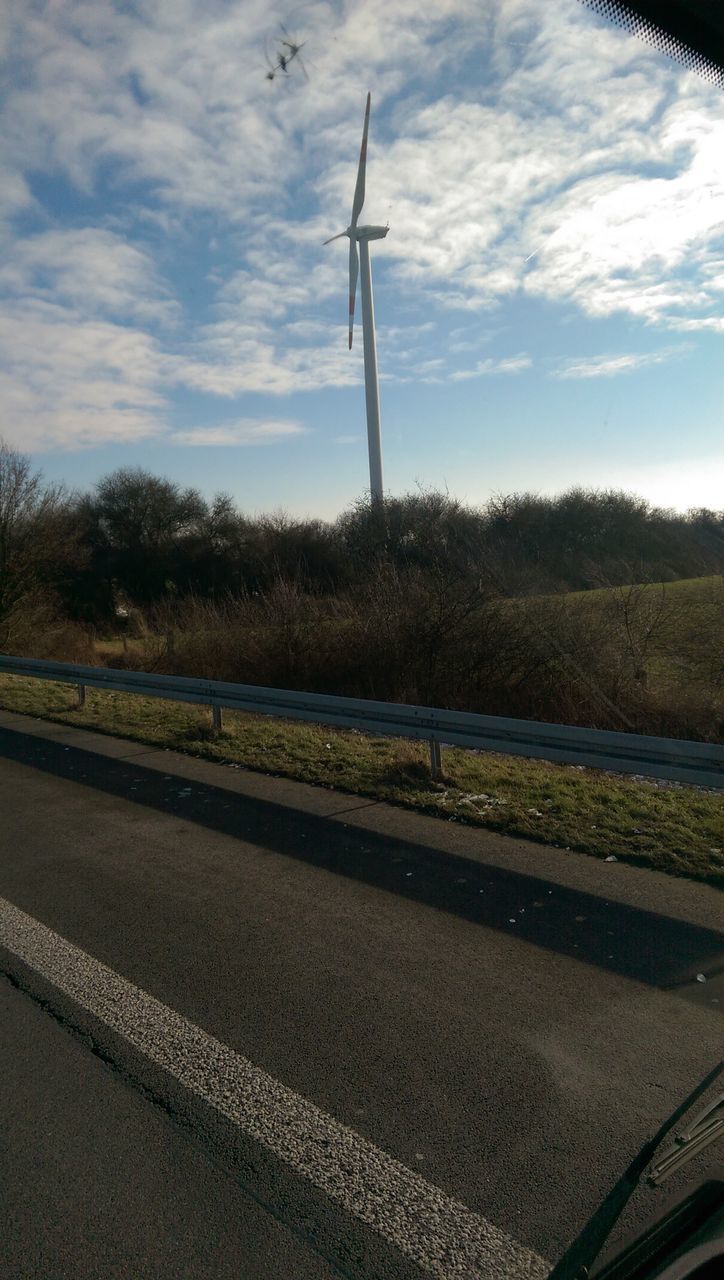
1,0,722,517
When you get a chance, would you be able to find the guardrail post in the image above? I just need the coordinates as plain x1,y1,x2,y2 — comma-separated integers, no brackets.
211,705,222,735
430,739,443,781
77,683,86,708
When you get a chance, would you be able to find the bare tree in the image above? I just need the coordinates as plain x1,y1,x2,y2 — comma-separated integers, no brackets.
0,438,84,654
0,440,70,613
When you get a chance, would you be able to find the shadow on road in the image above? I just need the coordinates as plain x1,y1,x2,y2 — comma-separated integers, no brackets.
1,725,721,995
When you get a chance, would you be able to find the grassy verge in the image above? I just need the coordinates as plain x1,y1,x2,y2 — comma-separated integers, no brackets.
554,575,723,689
0,674,721,887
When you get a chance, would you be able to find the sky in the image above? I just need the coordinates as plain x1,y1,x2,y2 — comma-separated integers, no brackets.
1,0,723,519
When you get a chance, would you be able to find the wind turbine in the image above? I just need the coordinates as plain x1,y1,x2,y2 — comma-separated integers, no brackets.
324,92,389,502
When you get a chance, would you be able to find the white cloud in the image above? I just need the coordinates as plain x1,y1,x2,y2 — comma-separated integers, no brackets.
0,294,325,449
176,316,362,396
447,325,500,353
1,0,723,454
673,316,724,333
171,419,308,446
521,136,724,327
0,165,32,225
0,228,177,324
0,299,167,451
552,347,687,380
217,261,340,323
365,6,723,330
0,0,484,222
4,2,722,312
450,353,532,381
2,7,281,215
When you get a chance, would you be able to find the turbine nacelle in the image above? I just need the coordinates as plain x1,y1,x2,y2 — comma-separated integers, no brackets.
355,224,389,241
323,224,389,245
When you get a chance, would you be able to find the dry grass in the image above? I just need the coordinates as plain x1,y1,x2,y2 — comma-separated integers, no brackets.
88,575,723,742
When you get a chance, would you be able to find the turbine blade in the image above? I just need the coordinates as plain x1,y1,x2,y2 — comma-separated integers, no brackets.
350,92,371,228
323,230,348,245
348,236,359,349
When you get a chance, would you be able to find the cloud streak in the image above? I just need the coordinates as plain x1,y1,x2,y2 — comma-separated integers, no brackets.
171,419,308,446
552,346,688,379
449,353,532,381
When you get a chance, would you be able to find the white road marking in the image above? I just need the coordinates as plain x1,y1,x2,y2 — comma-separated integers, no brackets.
0,895,549,1280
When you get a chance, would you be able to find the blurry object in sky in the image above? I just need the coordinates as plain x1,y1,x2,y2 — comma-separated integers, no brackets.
264,23,309,82
578,1,724,87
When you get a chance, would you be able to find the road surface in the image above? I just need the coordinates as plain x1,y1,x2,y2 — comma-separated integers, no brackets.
1,709,721,1279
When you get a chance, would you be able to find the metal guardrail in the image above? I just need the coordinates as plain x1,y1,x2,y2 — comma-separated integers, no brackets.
0,654,722,788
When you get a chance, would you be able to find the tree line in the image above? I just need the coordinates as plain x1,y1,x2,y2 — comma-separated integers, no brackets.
1,440,721,640
2,439,721,738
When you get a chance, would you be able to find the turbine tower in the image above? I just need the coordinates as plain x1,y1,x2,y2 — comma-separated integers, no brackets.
324,92,388,502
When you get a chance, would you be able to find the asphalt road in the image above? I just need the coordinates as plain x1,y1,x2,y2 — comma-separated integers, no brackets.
1,976,339,1280
0,709,722,1280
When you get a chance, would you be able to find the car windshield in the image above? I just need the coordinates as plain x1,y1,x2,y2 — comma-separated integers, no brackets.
0,3,722,1280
